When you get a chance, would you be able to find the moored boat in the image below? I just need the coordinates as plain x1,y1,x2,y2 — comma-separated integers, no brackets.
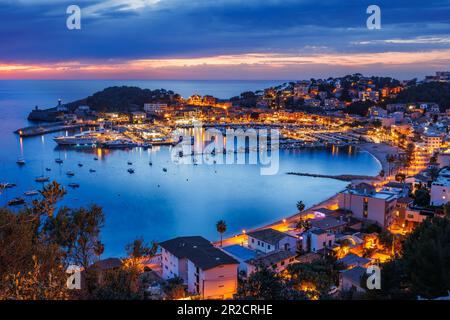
16,158,26,165
66,171,75,177
24,190,39,196
127,168,135,174
35,176,50,183
68,183,80,188
8,198,25,206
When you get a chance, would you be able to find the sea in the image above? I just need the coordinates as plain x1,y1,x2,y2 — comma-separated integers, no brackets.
0,80,380,257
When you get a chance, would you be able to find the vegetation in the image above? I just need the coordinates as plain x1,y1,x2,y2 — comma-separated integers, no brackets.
368,217,450,299
296,200,306,212
0,181,104,299
392,82,450,111
216,220,227,247
66,86,176,113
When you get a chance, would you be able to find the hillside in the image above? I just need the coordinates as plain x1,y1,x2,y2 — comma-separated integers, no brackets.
65,86,177,112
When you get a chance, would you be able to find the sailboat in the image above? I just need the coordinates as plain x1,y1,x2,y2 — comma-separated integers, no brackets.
16,157,26,165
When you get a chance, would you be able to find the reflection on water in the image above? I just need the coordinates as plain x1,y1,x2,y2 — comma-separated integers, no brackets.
0,80,381,257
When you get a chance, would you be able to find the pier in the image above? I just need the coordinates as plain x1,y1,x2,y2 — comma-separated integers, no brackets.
15,123,98,137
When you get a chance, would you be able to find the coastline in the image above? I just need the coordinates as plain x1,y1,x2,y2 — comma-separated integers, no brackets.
218,142,391,247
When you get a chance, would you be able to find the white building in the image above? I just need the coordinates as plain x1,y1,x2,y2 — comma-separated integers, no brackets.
247,228,298,254
159,236,239,299
245,250,297,276
422,131,443,154
144,103,168,114
430,168,450,206
303,228,335,253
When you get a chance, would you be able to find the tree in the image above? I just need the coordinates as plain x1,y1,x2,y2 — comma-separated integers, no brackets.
163,277,186,300
402,217,450,298
236,265,305,300
125,237,158,270
296,201,306,212
296,218,312,232
444,202,450,218
216,220,227,247
413,188,430,207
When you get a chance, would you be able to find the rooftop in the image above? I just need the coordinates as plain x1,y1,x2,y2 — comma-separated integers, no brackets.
159,236,238,270
222,244,257,262
247,228,295,245
246,250,296,267
341,266,367,284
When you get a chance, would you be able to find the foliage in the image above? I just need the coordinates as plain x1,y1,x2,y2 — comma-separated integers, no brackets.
392,82,450,111
163,277,186,300
444,202,450,218
413,188,430,207
0,181,105,300
402,217,450,298
296,200,306,212
216,220,227,247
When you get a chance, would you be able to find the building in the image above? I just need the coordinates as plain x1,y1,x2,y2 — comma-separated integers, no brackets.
245,250,297,276
336,253,371,269
437,151,450,168
159,236,239,299
144,103,168,114
338,183,399,228
302,228,335,253
340,266,367,293
131,111,147,123
422,131,443,154
430,168,450,206
247,228,298,254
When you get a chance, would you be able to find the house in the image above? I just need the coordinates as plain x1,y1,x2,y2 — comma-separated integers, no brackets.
302,228,335,253
131,111,147,123
144,103,168,114
247,228,298,254
245,250,297,276
309,215,348,234
159,236,239,299
340,266,367,293
430,168,450,206
222,245,257,277
338,183,400,228
336,253,371,269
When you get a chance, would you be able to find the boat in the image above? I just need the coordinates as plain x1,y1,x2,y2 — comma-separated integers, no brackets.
1,183,16,188
66,171,75,177
68,183,80,188
53,132,98,146
45,168,52,172
149,161,153,166
127,161,133,165
35,176,50,183
127,168,135,174
89,169,96,173
16,158,26,165
8,198,25,206
94,157,99,161
24,190,39,196
102,140,138,149
162,168,167,172
78,163,83,167
55,158,64,164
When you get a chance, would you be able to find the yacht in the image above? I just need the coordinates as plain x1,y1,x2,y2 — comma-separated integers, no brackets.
35,176,50,183
16,158,26,165
55,158,64,164
127,168,135,174
102,140,138,149
89,169,96,173
53,132,98,146
68,183,80,188
8,198,25,206
66,171,75,177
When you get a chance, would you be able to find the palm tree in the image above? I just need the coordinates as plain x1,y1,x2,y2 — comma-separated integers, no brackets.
216,220,227,247
296,200,306,212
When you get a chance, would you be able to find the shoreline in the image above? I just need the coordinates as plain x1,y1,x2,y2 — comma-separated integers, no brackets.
218,142,391,247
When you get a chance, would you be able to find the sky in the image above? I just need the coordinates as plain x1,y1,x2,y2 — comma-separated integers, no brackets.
0,0,449,80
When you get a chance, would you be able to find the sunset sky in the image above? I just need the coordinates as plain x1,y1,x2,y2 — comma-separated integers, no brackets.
1,0,449,80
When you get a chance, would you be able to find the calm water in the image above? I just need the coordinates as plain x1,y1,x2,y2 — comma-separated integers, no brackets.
0,80,380,257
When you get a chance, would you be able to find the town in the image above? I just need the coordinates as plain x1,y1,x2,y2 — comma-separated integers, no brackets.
3,72,449,301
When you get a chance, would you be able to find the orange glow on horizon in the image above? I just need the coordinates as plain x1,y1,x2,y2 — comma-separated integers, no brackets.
1,49,450,79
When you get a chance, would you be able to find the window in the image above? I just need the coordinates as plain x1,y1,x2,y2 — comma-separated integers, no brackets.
363,197,369,218
251,238,254,243
267,245,271,250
